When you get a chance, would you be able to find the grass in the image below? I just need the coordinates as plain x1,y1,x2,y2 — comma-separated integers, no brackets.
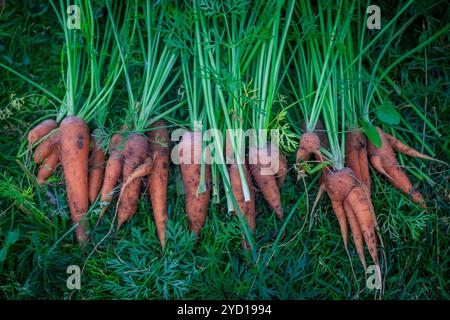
0,1,449,299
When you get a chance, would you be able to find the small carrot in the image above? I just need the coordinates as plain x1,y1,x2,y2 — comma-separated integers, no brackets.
368,127,426,208
345,186,378,266
88,137,106,204
147,120,170,249
343,199,367,270
27,119,58,145
98,133,125,222
179,131,211,235
116,134,149,231
296,132,322,163
59,116,90,244
33,132,59,163
345,130,371,192
385,132,447,164
276,153,288,188
37,150,60,186
249,143,283,221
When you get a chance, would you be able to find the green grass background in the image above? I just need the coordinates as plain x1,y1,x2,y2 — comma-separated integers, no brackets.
0,1,448,299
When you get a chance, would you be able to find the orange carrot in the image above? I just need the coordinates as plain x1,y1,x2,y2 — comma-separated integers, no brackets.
325,167,379,268
37,150,60,186
296,132,322,163
88,137,106,204
59,116,90,244
324,168,355,253
249,143,283,221
345,130,371,192
385,132,446,164
367,127,426,208
342,199,367,270
33,132,59,163
98,133,124,221
330,199,349,249
324,167,356,202
116,134,149,230
229,162,256,246
345,186,378,266
179,131,211,235
27,119,58,145
147,120,170,249
276,153,288,188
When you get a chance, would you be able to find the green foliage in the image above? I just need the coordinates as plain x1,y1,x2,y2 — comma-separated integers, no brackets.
374,104,401,125
361,123,382,148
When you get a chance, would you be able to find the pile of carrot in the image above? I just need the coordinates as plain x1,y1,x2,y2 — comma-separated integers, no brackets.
97,122,171,249
5,0,445,284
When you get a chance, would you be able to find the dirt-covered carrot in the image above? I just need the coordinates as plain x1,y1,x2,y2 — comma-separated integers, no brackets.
330,199,349,249
229,161,256,244
325,167,378,268
115,157,153,232
59,116,90,244
147,120,170,249
116,134,149,230
324,168,354,254
324,168,356,201
249,143,283,221
88,137,106,204
276,153,288,188
368,127,426,208
179,131,211,235
33,132,60,163
37,150,60,186
342,199,367,270
296,132,322,163
345,185,378,266
345,130,371,192
385,132,446,164
27,119,58,146
98,133,124,221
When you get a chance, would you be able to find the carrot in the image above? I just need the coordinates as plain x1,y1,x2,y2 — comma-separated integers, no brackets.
116,134,149,230
330,200,348,249
298,121,329,213
296,132,322,163
324,168,355,250
27,119,58,145
276,153,288,188
249,143,283,221
88,137,106,204
146,120,170,249
98,133,124,222
37,150,60,186
300,120,328,148
33,132,60,163
367,127,426,208
345,186,378,266
297,120,327,163
59,116,90,244
342,199,367,270
229,162,256,243
179,131,211,235
325,167,378,268
345,130,371,192
324,167,356,201
385,132,447,164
